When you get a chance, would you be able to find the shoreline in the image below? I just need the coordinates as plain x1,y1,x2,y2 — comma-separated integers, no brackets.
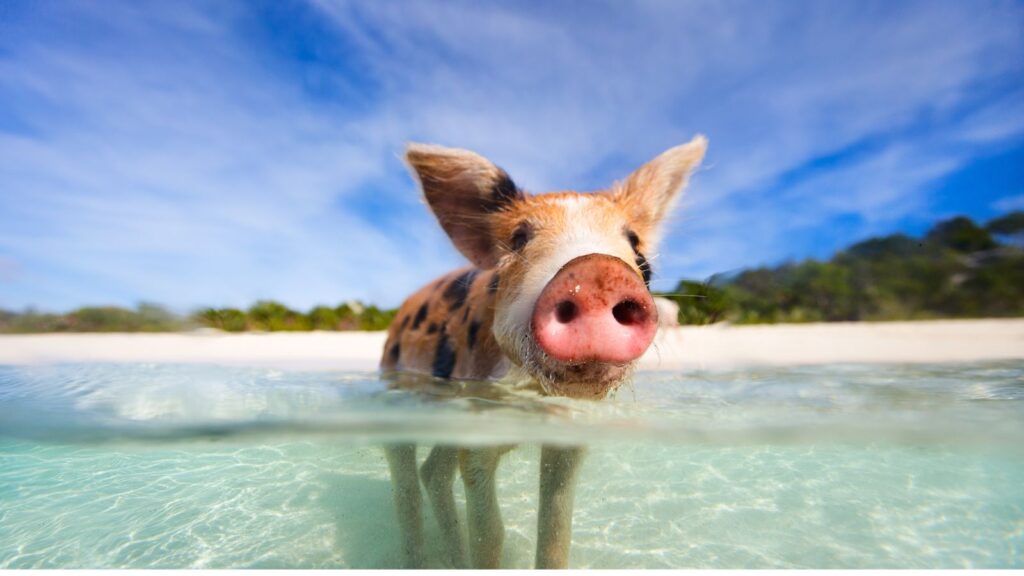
1,318,1022,371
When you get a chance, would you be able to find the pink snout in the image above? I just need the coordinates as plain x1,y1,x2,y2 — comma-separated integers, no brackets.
531,254,658,364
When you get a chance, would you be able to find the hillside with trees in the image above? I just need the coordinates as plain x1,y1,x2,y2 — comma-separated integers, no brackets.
2,211,1022,332
663,211,1024,324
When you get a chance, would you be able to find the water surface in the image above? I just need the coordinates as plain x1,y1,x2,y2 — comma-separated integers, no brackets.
1,362,1022,568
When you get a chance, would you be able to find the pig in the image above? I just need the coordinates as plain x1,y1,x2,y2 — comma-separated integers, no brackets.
380,135,707,568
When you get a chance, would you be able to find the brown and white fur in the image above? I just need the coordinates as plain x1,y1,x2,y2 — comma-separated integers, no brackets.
379,136,706,568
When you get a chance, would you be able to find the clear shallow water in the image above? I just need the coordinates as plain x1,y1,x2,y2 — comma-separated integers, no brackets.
0,361,1022,568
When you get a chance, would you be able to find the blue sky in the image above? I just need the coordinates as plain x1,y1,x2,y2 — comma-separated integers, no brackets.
1,0,1023,312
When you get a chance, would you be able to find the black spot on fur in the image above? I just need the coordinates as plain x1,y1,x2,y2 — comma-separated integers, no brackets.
432,335,457,379
412,303,428,330
443,269,479,310
487,272,500,294
625,228,652,287
427,322,438,334
467,320,481,350
484,171,520,211
389,342,401,362
462,307,470,322
400,315,410,330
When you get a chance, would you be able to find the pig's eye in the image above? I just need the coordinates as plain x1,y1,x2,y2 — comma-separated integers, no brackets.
624,227,652,287
510,223,531,252
626,229,641,250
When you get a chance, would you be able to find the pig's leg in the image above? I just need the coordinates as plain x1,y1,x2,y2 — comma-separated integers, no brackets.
535,445,585,569
460,446,506,568
384,443,425,568
420,445,468,568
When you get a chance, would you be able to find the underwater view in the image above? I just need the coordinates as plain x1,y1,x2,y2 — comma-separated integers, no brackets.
1,361,1022,568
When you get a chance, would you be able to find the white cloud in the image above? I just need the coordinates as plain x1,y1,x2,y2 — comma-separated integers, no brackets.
994,194,1024,212
308,0,1024,285
0,2,460,311
1,0,1022,310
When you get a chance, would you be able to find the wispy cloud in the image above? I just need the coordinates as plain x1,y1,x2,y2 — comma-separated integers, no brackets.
1,0,1022,311
995,194,1024,212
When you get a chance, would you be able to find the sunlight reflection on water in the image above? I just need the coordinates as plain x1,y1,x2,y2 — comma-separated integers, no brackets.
0,361,1022,568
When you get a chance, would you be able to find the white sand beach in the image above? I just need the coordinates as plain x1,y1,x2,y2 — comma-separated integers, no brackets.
1,318,1022,371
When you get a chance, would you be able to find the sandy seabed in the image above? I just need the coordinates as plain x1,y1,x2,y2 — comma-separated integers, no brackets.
1,318,1022,371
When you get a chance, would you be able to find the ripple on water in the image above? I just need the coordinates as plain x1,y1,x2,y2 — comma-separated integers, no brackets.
0,361,1022,568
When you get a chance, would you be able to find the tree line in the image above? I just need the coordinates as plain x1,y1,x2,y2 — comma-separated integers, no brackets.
0,301,397,333
2,211,1022,333
661,211,1024,324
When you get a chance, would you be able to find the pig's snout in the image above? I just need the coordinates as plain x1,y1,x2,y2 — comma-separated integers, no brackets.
531,254,657,364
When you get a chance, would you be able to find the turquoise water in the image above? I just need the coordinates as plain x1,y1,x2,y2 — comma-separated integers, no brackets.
1,362,1022,568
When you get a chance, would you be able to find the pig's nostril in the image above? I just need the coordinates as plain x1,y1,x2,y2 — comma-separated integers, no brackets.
612,299,646,326
555,300,578,324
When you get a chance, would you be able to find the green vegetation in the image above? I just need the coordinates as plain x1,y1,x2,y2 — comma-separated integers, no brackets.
192,301,396,332
0,300,396,333
3,211,1021,332
986,211,1024,245
0,303,187,333
660,211,1024,324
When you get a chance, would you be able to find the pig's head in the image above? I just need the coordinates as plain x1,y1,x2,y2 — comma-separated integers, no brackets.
406,136,707,399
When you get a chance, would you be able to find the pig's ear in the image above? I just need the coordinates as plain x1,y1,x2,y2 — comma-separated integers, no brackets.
406,143,522,269
613,135,707,242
